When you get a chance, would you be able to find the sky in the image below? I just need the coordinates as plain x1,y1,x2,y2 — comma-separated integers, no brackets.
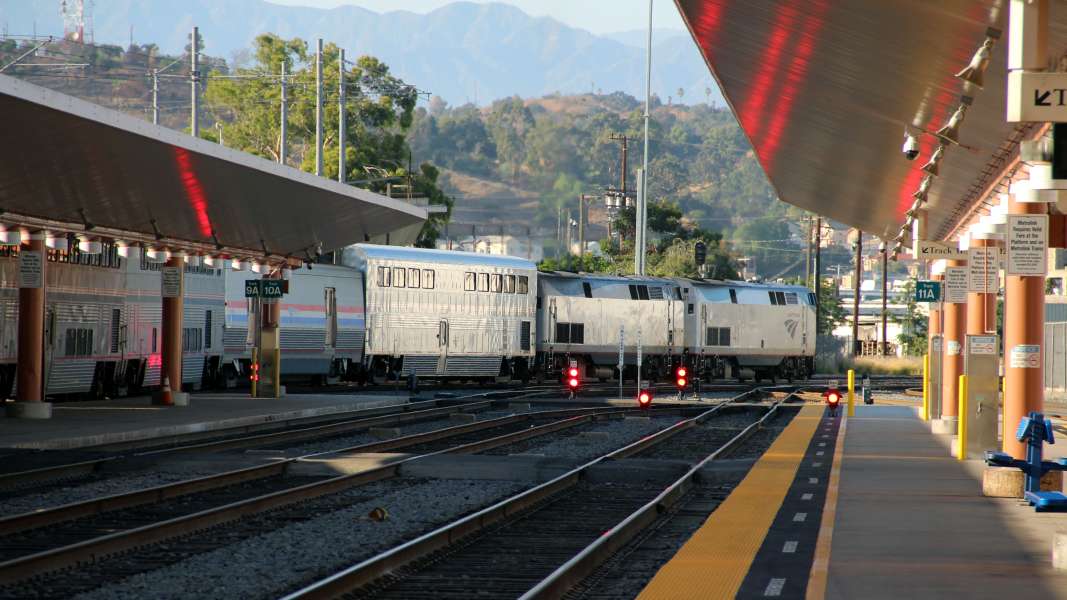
265,0,687,35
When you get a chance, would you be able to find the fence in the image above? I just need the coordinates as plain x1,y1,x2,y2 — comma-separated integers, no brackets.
1045,322,1067,394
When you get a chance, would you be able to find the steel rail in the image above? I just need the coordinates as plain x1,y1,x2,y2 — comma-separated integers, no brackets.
279,387,781,600
0,405,664,586
520,391,798,599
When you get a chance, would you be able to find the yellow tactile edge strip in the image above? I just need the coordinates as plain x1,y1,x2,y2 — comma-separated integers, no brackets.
636,404,825,600
805,413,847,600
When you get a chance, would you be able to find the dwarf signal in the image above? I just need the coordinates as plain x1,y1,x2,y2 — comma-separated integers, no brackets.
565,362,580,398
637,389,653,408
824,387,842,417
675,365,688,399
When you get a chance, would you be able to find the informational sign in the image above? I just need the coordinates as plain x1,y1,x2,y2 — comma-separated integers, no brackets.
943,266,968,303
617,326,625,369
914,240,966,260
1010,344,1041,368
915,281,942,303
17,250,42,289
161,266,182,298
967,247,999,293
931,337,943,353
968,335,997,356
946,340,961,356
244,280,261,298
1007,214,1048,276
261,280,283,301
1007,71,1067,122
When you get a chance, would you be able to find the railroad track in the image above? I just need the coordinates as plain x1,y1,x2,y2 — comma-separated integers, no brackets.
281,387,799,600
0,402,698,597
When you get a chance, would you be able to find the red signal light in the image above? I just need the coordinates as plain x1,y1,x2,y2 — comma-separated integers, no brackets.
638,390,652,407
676,367,687,378
568,367,579,378
676,377,687,388
826,391,841,405
568,378,580,388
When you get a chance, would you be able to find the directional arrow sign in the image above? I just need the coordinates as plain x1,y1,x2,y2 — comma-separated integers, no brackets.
913,240,966,260
1008,71,1067,122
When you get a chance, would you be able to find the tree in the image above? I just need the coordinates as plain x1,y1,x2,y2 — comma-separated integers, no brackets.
893,281,928,355
817,278,846,335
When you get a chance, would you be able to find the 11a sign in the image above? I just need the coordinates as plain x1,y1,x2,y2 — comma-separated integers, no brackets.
915,281,941,303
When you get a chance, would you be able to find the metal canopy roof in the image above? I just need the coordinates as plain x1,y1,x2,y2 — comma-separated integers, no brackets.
675,0,1064,241
0,74,427,260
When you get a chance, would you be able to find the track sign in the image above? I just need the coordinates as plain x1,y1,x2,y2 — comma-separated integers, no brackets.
967,247,999,293
261,280,284,300
1007,215,1048,276
244,280,261,298
1007,71,1067,123
915,281,941,303
914,240,966,260
943,266,967,304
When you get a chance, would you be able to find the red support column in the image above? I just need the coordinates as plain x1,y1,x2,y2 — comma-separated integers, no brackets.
1003,199,1047,458
941,259,966,420
11,231,50,418
155,254,187,406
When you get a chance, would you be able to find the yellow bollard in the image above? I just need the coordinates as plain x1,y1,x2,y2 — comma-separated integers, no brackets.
273,347,282,399
922,353,930,421
958,374,968,461
250,346,259,398
847,369,855,417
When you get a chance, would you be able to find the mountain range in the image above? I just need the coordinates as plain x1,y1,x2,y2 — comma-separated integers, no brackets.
0,0,724,107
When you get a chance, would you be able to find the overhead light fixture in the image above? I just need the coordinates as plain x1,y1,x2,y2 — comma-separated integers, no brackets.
935,99,971,144
0,226,20,246
905,197,924,219
45,232,69,251
913,175,933,201
77,237,102,255
204,255,222,268
231,258,248,271
921,144,945,176
955,28,1001,88
144,247,169,263
185,254,203,268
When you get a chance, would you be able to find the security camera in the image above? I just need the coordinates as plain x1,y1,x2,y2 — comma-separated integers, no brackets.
902,132,919,160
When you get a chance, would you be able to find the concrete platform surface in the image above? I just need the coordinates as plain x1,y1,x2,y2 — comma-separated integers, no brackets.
0,393,410,450
826,405,1067,600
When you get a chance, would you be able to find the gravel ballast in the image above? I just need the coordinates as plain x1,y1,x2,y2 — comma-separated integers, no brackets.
491,416,683,460
71,478,523,600
0,471,216,515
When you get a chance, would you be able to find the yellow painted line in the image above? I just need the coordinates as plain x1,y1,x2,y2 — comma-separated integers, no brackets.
636,404,824,600
806,412,847,600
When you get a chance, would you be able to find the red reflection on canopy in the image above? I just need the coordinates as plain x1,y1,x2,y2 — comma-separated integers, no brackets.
173,147,213,237
689,0,726,59
740,2,801,142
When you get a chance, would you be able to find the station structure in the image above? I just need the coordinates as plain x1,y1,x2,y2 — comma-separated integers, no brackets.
0,73,427,418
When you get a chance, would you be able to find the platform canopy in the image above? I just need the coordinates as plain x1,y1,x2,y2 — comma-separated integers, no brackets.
0,74,427,262
675,0,1059,241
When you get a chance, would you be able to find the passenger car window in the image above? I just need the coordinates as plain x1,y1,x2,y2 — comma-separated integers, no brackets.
378,266,391,287
491,274,502,293
478,273,489,292
393,267,406,288
464,272,475,291
505,274,516,294
424,269,435,289
518,276,529,294
409,268,420,289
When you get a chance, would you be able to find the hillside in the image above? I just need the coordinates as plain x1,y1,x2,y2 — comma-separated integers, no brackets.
1,0,723,108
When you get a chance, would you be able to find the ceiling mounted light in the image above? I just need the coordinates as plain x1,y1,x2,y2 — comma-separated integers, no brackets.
921,144,945,176
913,175,933,201
955,29,1001,88
0,227,20,246
78,237,102,255
935,101,970,144
905,197,924,219
231,258,248,271
185,254,202,268
45,232,69,251
203,255,222,268
144,247,169,263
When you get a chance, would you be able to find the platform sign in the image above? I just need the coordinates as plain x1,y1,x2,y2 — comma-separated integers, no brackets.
914,240,966,260
1007,71,1067,122
943,266,968,303
17,250,42,289
967,247,999,293
244,280,261,298
161,266,182,298
915,281,941,303
1007,214,1048,276
969,335,997,355
261,280,284,302
1009,344,1041,369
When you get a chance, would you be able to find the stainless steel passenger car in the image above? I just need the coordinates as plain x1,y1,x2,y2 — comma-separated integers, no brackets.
680,280,816,381
0,242,225,398
536,273,686,381
222,264,365,385
345,244,537,382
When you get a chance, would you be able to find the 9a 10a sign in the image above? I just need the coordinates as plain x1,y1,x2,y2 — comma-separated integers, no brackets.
244,280,284,299
915,280,941,303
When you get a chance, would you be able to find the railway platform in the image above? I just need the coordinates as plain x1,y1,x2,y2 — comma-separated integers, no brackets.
637,401,1067,599
0,392,409,450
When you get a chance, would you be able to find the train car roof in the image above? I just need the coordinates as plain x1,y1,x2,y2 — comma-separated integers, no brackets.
348,244,537,270
538,271,677,284
677,277,812,292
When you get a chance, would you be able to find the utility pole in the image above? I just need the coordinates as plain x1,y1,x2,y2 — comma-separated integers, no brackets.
635,168,645,275
338,48,346,183
881,242,889,356
814,216,822,338
853,230,862,357
805,217,813,287
279,61,287,165
578,194,586,262
151,69,159,125
190,26,199,138
609,133,630,196
315,38,323,177
556,206,562,260
638,0,653,277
